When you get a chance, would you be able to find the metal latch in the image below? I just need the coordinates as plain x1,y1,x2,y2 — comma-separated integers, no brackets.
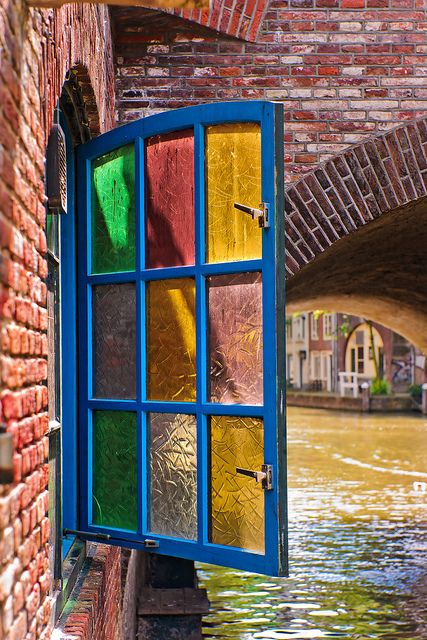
234,202,270,228
236,464,273,490
144,539,160,549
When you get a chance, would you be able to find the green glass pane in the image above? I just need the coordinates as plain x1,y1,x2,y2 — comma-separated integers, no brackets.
92,410,137,531
91,145,136,274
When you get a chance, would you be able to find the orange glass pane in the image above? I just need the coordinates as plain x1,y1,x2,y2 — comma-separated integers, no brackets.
210,415,265,553
147,278,196,402
206,123,262,263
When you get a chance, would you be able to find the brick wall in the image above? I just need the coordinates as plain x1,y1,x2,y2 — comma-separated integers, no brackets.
114,0,427,183
0,0,118,637
54,545,122,640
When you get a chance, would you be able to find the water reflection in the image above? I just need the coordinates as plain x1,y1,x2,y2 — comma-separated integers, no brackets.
198,408,427,639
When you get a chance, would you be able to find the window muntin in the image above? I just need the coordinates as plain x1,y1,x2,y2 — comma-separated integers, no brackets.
77,102,286,576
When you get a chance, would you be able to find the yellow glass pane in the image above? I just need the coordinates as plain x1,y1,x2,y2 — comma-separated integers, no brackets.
210,415,265,553
147,278,196,401
206,123,262,263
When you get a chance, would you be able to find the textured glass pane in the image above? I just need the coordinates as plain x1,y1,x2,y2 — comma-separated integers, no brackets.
206,123,262,263
210,415,264,553
93,284,136,399
208,272,263,405
149,413,197,540
146,130,195,268
147,278,196,402
92,411,137,531
92,144,136,274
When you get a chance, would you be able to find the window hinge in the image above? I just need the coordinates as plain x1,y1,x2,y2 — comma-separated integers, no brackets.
47,420,61,435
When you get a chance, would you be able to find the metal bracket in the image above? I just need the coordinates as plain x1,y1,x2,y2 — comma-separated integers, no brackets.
63,528,111,541
234,202,270,228
236,464,273,490
144,539,160,549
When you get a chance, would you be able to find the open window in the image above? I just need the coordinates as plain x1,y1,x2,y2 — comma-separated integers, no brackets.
76,101,287,576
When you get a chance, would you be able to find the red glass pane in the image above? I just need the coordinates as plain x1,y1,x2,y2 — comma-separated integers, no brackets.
145,129,195,268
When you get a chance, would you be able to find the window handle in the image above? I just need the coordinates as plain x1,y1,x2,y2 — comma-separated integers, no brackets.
234,202,270,228
236,464,273,490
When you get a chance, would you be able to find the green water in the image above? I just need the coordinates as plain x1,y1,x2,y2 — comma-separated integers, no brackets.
198,407,427,639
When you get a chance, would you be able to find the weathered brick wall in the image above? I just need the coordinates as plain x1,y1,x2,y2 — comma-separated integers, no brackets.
114,0,427,183
55,545,122,640
0,0,118,637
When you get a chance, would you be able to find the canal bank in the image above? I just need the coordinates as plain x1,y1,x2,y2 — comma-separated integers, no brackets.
199,406,427,640
286,391,420,413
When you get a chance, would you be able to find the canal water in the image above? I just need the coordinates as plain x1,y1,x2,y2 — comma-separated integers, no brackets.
198,407,427,639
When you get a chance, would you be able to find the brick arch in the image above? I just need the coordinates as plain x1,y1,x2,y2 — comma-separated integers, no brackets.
284,116,427,279
63,65,102,140
284,117,427,354
165,0,269,42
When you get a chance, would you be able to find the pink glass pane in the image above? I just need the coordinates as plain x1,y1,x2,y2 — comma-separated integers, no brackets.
145,129,195,268
208,272,263,405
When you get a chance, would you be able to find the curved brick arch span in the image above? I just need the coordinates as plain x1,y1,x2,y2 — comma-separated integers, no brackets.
166,0,268,42
285,117,427,354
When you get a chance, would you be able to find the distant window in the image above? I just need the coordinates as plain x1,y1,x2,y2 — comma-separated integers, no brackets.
351,348,356,372
355,330,364,346
294,315,306,341
323,314,332,339
287,354,294,383
286,318,293,340
311,352,321,379
311,316,319,340
357,346,364,374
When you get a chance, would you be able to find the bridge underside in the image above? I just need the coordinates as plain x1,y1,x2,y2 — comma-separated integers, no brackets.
286,196,427,353
283,116,427,354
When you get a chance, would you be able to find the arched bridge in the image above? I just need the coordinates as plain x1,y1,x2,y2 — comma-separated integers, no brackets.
284,116,427,354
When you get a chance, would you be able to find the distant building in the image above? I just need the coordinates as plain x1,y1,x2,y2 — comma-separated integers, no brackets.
286,313,425,393
286,314,309,390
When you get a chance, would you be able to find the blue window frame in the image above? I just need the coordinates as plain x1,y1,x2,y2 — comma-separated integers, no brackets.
47,107,82,611
76,101,287,576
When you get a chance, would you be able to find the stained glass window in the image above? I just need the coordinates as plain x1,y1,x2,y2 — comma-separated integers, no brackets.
210,415,265,553
145,130,195,268
147,278,196,402
208,272,263,405
92,411,138,531
79,102,286,576
149,413,197,540
206,123,262,263
92,145,136,274
92,284,136,399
